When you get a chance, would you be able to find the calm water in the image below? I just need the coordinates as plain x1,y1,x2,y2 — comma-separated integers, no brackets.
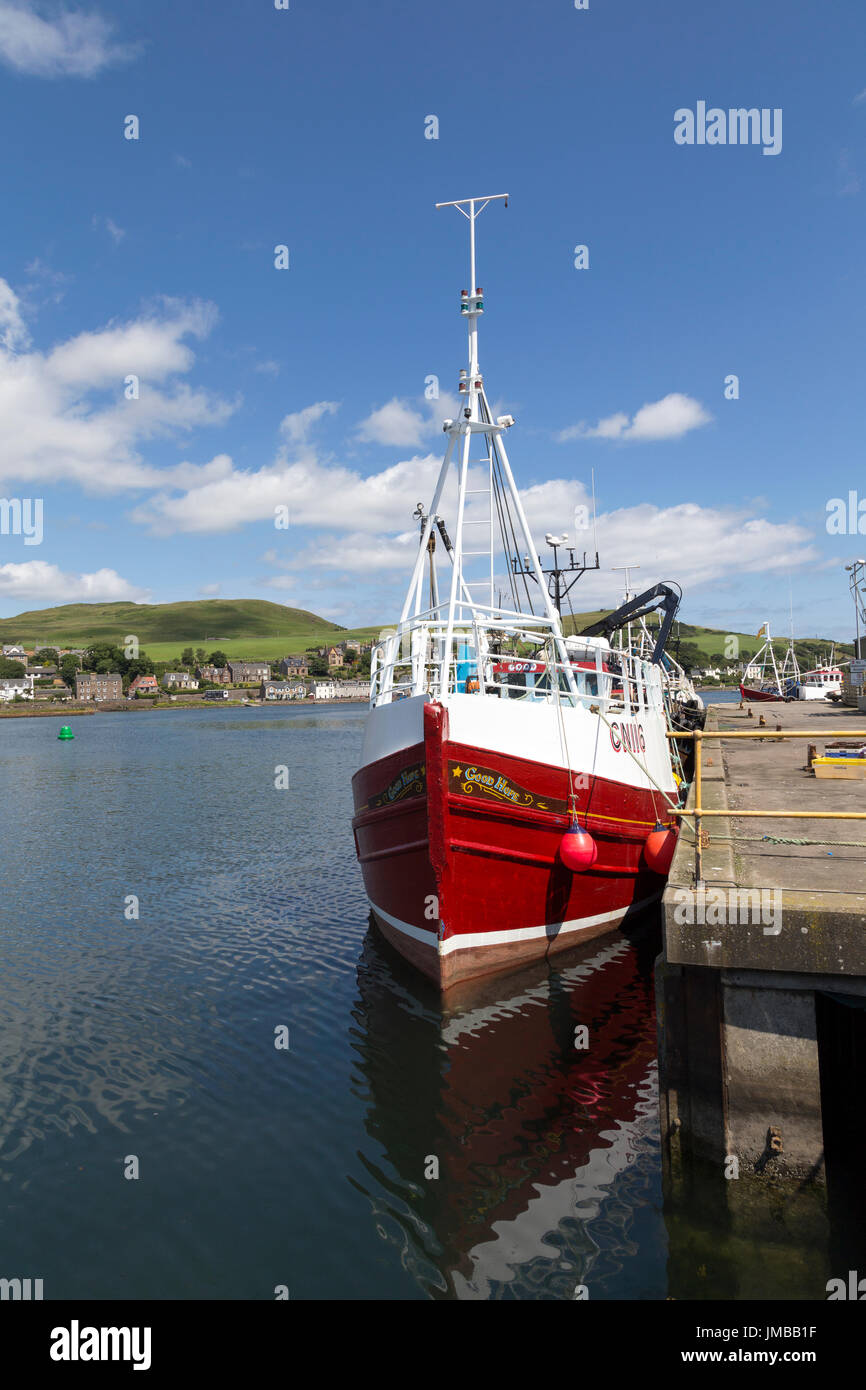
0,706,833,1299
697,688,741,704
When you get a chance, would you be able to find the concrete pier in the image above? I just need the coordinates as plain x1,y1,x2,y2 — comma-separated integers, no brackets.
658,700,866,1242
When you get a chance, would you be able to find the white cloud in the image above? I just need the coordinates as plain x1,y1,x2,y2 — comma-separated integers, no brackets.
568,502,817,606
854,89,866,105
355,392,463,448
279,399,339,445
0,289,236,491
0,560,147,602
106,218,125,245
0,278,29,351
357,397,428,447
197,582,221,596
0,2,142,77
131,450,445,535
284,530,420,575
246,464,816,610
557,393,712,443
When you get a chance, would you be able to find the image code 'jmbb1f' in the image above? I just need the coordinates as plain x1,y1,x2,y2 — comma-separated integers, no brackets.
351,196,695,988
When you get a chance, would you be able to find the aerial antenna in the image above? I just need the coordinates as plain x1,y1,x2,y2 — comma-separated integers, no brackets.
435,194,509,291
591,467,599,559
435,195,508,378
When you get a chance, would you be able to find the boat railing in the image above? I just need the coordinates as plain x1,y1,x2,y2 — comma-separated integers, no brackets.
369,617,665,716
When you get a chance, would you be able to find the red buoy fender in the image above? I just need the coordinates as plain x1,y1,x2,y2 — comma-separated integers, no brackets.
559,823,598,871
644,823,677,875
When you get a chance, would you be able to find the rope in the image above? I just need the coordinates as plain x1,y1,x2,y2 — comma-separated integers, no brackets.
589,695,691,829
702,833,866,849
550,639,579,823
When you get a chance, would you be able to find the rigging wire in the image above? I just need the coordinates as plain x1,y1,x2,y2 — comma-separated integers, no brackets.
478,392,535,616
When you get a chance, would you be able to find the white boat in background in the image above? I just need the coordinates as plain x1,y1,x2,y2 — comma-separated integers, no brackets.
797,649,845,701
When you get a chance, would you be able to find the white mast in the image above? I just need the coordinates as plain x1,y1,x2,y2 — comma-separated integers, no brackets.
432,195,576,697
383,196,580,705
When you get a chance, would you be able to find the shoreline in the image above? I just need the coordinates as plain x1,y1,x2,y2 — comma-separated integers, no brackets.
0,696,369,718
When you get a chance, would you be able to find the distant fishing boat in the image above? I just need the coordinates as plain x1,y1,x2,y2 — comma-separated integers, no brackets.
351,195,690,989
797,647,845,701
739,622,798,702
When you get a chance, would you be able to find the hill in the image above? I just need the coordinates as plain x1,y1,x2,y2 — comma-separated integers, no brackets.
563,610,853,663
0,599,850,667
0,600,380,663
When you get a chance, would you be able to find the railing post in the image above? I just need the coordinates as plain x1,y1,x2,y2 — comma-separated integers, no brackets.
694,730,703,888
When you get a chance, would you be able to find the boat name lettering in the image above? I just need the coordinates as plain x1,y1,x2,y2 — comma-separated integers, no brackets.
609,721,646,754
465,767,520,802
449,760,568,814
386,766,422,800
365,762,425,810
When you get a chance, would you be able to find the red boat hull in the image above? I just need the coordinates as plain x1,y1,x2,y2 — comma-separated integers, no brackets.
351,701,675,988
739,684,789,702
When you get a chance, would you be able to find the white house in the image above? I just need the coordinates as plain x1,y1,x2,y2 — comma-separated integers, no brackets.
337,680,371,701
0,675,34,702
314,681,339,700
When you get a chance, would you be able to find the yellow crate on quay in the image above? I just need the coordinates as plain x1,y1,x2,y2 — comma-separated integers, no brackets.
812,755,866,780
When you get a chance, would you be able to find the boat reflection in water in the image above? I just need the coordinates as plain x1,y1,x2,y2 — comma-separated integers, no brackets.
349,912,664,1299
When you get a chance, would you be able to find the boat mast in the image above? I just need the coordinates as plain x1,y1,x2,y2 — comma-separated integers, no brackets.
433,195,576,696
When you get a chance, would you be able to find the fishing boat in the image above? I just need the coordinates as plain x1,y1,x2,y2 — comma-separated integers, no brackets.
797,647,845,701
739,623,798,702
351,195,687,988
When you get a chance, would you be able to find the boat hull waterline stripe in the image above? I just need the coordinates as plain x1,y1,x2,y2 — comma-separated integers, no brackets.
369,894,661,956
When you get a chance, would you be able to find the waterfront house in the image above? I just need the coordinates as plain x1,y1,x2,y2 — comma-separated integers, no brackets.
164,672,199,690
337,679,371,701
76,672,123,702
128,674,159,698
277,656,309,678
0,675,34,702
313,681,339,700
227,660,271,685
261,680,306,700
196,664,231,685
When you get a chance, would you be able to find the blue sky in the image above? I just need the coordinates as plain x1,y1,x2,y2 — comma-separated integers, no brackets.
0,0,864,641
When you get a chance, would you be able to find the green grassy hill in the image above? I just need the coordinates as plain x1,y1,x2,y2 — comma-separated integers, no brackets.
563,610,853,662
0,598,850,666
0,599,380,662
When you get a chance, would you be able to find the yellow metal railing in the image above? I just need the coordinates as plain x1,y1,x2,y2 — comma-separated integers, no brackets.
666,728,866,884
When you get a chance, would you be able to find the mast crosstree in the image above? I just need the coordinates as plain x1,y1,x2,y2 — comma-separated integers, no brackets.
394,195,582,701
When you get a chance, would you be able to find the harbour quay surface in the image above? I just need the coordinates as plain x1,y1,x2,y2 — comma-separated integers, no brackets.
658,700,866,1286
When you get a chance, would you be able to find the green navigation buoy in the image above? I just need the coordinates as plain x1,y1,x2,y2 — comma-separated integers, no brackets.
58,725,74,740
